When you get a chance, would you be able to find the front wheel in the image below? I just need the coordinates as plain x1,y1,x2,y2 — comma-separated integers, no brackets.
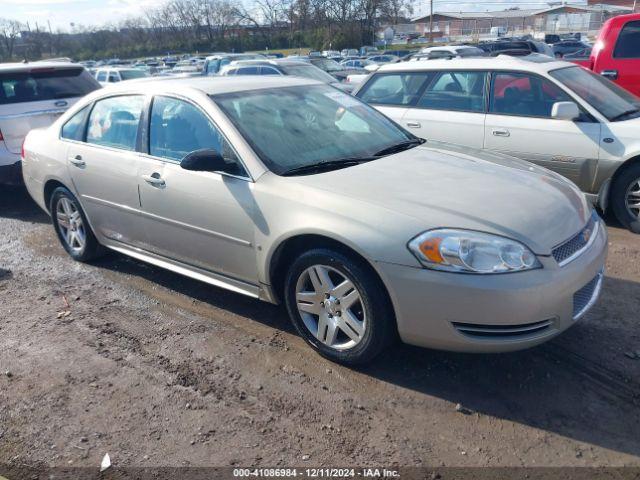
50,186,105,261
284,248,396,365
610,164,640,233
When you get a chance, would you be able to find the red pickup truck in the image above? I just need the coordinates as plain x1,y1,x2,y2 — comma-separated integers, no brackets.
574,13,640,97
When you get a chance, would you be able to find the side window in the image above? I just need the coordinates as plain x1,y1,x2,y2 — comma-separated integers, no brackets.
357,73,431,106
149,96,246,177
86,95,144,151
417,71,486,112
96,71,107,82
61,106,89,141
235,66,259,75
614,21,640,59
490,72,572,118
260,67,280,75
108,73,119,83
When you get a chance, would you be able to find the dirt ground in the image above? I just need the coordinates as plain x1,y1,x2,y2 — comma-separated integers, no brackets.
0,185,639,470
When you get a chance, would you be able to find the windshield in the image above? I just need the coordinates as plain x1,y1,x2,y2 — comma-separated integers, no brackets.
120,69,148,80
0,68,99,105
550,66,640,121
213,85,414,175
281,64,337,83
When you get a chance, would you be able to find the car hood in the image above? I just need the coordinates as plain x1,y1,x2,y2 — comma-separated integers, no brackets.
289,143,591,255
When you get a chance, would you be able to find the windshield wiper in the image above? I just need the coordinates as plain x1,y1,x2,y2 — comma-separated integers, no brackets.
281,157,377,176
373,138,426,157
610,108,640,121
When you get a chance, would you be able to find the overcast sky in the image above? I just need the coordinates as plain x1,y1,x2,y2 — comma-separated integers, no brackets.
0,0,586,30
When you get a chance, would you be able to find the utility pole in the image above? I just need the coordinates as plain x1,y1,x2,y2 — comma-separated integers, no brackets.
429,0,434,43
634,0,637,13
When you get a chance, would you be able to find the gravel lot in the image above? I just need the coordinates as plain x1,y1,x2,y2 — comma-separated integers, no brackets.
0,186,639,469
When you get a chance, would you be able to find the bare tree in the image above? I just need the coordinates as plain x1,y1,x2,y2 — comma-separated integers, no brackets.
0,18,23,60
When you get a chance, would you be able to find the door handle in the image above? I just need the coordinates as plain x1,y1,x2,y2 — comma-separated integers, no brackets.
601,70,618,80
492,129,510,137
69,155,85,167
406,121,421,129
141,173,166,187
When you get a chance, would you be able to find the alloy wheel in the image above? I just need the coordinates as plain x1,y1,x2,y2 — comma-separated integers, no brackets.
295,264,366,351
56,197,86,253
625,178,640,219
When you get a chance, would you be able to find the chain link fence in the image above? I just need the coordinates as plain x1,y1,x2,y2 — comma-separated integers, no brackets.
382,10,631,43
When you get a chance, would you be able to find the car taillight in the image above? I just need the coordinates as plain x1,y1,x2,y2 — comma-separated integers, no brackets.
0,129,3,142
21,139,25,159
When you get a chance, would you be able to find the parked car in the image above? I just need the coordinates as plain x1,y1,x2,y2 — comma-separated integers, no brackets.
573,13,640,97
95,67,149,85
219,59,354,93
340,49,359,58
354,55,640,231
22,76,606,364
202,54,266,75
0,62,100,184
341,59,376,70
544,34,562,44
307,57,366,82
360,46,378,56
418,46,486,59
366,54,400,65
552,40,591,58
479,40,554,57
563,47,592,67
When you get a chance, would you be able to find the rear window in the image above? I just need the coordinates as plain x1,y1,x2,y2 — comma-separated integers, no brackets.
614,21,640,59
0,67,99,105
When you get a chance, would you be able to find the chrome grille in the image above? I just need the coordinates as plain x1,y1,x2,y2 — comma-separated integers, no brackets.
573,271,604,320
452,319,553,339
552,212,598,266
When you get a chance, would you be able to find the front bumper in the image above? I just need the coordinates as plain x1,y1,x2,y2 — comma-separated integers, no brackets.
377,219,608,353
0,161,23,185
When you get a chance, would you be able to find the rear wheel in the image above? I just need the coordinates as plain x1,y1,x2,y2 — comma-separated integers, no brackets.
50,187,105,261
611,163,640,233
284,248,395,365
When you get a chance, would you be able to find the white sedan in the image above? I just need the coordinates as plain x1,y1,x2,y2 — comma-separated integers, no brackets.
354,55,640,232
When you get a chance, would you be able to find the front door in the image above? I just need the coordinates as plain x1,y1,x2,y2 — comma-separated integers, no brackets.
66,94,146,246
484,71,601,191
136,95,259,284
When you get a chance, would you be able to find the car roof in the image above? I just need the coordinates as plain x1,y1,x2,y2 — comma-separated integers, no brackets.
377,55,570,74
230,59,311,68
98,75,321,96
204,53,264,60
0,61,84,72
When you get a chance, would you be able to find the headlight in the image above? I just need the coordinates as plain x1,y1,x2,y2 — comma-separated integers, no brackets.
408,229,541,274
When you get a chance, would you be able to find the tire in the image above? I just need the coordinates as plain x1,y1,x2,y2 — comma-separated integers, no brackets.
50,186,106,261
610,163,640,233
284,248,396,365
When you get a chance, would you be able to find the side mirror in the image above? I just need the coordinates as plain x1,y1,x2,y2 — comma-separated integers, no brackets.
180,149,227,172
551,101,580,121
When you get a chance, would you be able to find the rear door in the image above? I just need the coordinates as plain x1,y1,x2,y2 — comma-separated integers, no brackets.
65,94,147,247
484,71,601,190
402,70,488,148
0,66,100,154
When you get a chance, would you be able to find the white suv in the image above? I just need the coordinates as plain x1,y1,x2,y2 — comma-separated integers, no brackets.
0,62,100,184
354,55,640,231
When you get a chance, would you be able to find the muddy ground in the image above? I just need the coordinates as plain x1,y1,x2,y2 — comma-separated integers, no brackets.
0,186,639,469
